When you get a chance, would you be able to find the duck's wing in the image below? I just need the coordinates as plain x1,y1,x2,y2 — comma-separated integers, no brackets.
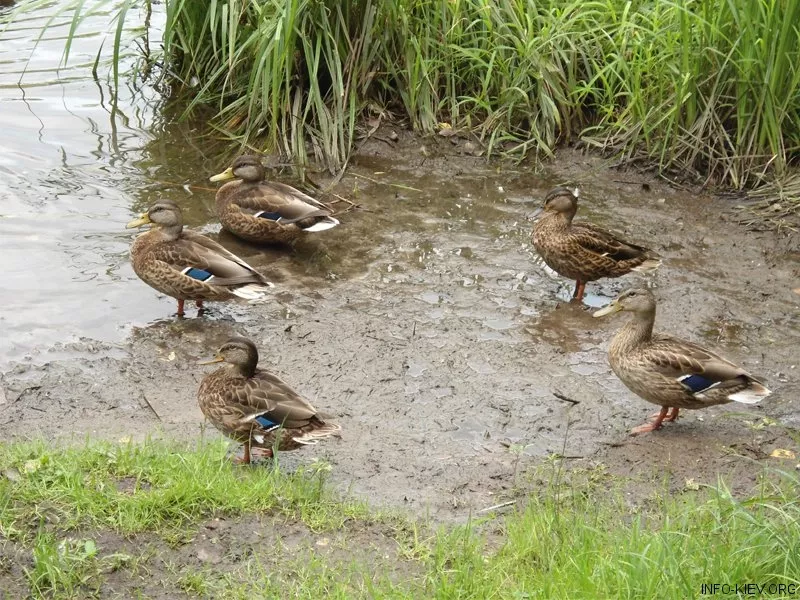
232,371,318,430
153,230,269,286
267,182,331,211
230,182,332,222
640,334,754,392
570,222,654,260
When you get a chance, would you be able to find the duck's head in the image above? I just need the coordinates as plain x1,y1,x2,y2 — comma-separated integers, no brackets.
198,336,259,376
593,287,656,318
544,186,579,213
210,155,265,184
531,186,579,219
126,201,183,230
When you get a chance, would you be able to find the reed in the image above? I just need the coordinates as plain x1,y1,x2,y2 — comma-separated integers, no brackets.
8,0,800,192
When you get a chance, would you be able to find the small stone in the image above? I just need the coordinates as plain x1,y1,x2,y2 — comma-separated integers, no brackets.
197,548,221,564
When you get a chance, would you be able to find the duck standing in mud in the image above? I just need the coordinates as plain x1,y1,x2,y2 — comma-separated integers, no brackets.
198,337,341,464
532,187,661,302
210,155,339,245
126,201,273,316
594,288,771,434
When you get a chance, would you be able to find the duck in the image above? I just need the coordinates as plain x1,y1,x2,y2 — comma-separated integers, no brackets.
532,187,661,302
126,201,273,316
209,155,340,245
197,337,341,464
593,288,771,434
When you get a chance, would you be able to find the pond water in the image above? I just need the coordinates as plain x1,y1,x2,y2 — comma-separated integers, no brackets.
0,0,171,364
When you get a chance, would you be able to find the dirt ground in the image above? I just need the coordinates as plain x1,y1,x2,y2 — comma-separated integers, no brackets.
1,135,799,520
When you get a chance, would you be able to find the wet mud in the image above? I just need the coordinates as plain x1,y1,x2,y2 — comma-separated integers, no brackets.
2,138,799,519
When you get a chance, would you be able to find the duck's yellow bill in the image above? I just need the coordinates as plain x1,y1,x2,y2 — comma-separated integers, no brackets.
197,356,225,366
209,167,235,183
126,214,151,228
593,301,621,318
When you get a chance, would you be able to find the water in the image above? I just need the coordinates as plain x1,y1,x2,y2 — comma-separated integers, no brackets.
0,0,168,363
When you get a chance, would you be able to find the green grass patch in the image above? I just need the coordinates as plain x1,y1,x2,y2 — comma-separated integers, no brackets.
2,439,800,597
0,438,367,540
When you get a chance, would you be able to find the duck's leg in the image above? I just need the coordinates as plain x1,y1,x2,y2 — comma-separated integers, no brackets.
176,299,185,317
233,440,252,465
648,407,680,422
251,447,274,459
572,280,586,302
631,406,669,434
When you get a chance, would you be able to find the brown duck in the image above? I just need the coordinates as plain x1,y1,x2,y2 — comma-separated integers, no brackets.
209,155,339,245
126,201,273,316
198,337,341,464
532,187,660,301
594,288,771,434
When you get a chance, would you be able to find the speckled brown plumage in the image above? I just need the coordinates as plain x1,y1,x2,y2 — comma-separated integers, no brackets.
198,337,341,463
532,187,660,301
127,201,272,315
594,288,771,434
210,155,339,245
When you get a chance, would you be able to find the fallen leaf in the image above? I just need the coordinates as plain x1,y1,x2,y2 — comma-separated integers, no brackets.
684,478,700,491
770,448,797,459
437,122,458,137
316,537,330,547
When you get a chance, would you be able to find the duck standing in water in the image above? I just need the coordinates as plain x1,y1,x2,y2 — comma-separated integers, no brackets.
210,155,339,245
126,201,273,316
532,187,660,302
198,337,341,464
594,288,771,434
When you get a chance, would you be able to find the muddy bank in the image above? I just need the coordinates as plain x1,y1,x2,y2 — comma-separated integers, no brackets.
2,141,799,519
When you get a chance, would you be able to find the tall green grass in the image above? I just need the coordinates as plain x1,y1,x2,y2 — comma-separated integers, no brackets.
7,0,800,189
153,0,800,187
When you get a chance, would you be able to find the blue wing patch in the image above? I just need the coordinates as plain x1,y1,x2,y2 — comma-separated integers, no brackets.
181,267,214,282
677,374,718,393
254,211,284,221
255,415,280,431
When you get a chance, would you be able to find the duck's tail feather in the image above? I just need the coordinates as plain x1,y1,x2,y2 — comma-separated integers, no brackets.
632,257,662,273
292,421,342,445
303,217,340,232
232,283,273,300
729,380,771,404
